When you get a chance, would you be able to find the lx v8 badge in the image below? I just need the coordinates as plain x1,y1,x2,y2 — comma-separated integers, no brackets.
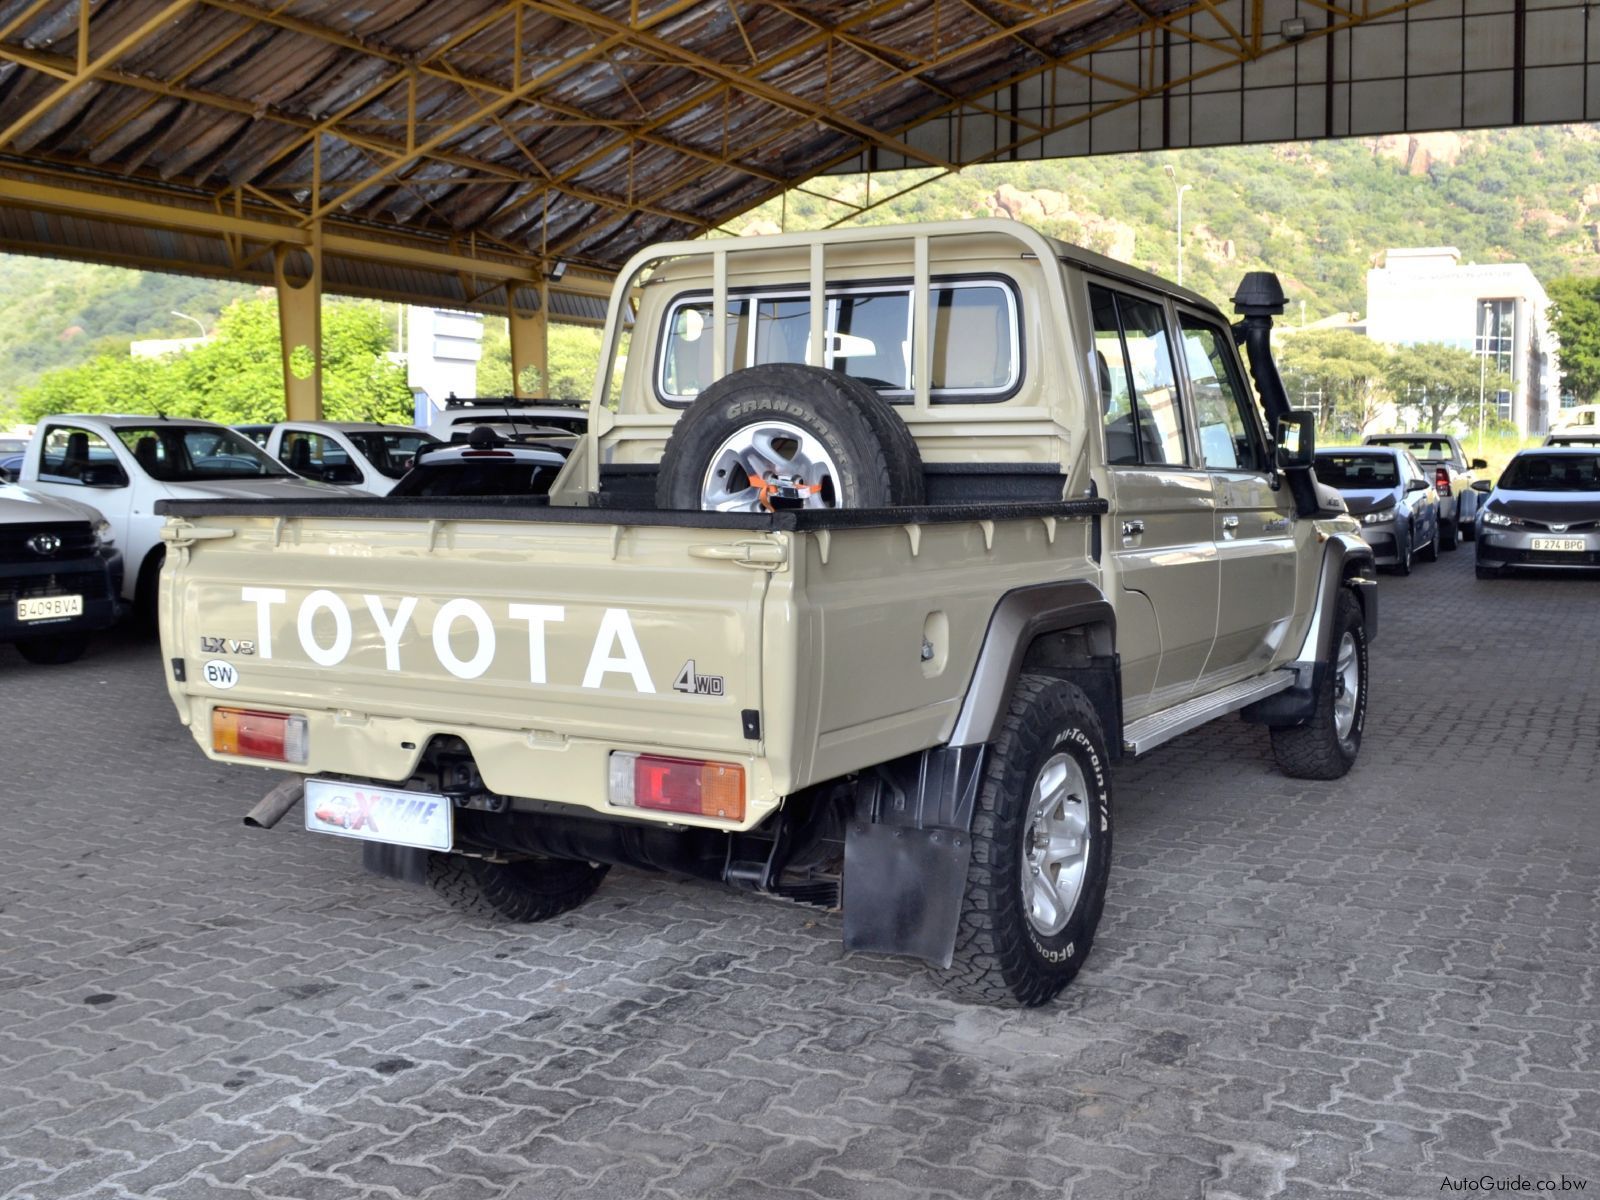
672,660,725,696
200,636,257,655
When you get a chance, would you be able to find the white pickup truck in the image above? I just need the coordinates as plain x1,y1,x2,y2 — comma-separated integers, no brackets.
258,421,442,496
18,414,350,612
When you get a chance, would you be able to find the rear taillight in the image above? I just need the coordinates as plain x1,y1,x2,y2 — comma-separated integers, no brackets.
212,707,308,764
608,752,745,822
1435,466,1450,493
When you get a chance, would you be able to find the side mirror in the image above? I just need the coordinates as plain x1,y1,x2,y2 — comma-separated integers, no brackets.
1470,457,1488,470
1405,479,1430,493
1471,479,1492,493
1274,410,1316,470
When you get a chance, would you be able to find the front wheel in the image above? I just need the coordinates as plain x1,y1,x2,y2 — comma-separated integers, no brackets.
1420,515,1440,562
1269,590,1368,780
14,633,88,665
942,675,1113,1007
1393,522,1413,576
427,853,607,922
1475,561,1502,580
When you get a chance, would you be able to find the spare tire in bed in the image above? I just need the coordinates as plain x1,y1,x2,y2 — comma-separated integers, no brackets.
654,364,924,512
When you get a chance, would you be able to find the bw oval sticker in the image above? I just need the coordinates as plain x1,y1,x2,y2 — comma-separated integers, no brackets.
203,660,239,689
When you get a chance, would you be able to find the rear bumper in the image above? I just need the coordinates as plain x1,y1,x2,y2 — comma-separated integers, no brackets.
1476,529,1600,570
0,549,121,642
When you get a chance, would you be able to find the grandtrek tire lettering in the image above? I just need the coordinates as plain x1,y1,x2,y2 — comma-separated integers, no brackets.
433,598,496,680
297,589,352,667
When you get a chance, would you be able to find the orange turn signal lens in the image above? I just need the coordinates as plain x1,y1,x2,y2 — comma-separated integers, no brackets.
608,752,745,822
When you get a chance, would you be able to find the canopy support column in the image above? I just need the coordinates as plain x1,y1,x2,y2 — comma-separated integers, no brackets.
273,233,323,420
508,282,549,397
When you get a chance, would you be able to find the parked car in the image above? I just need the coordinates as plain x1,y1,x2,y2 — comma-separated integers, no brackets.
259,422,442,496
429,396,588,443
0,436,26,482
156,218,1378,1009
16,415,352,613
1543,429,1600,448
1314,445,1441,574
233,424,274,450
1361,432,1485,547
388,428,569,498
1,479,122,663
1474,447,1600,578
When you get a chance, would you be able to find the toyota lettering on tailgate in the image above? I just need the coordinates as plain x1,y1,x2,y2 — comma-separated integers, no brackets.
236,588,657,692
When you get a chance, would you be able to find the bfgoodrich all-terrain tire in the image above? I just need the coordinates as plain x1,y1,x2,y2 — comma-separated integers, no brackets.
1269,589,1368,780
427,853,607,922
655,364,923,512
942,675,1113,1008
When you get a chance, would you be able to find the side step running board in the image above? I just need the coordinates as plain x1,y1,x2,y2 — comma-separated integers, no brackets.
1122,671,1295,756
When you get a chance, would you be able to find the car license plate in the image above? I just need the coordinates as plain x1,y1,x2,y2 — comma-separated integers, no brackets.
1531,537,1586,552
303,778,452,851
17,594,83,621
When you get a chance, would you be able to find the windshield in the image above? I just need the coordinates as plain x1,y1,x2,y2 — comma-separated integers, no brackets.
1499,454,1600,491
1314,454,1398,489
1368,437,1450,459
0,438,25,454
1546,435,1600,447
116,425,291,481
346,430,441,479
389,458,563,498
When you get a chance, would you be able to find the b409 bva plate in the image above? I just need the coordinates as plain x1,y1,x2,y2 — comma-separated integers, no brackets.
303,779,452,851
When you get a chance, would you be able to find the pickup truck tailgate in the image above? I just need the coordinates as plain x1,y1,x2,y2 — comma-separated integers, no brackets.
162,513,775,802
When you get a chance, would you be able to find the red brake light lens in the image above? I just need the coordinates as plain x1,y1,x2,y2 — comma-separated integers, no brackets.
212,707,308,764
1435,467,1450,491
608,753,745,821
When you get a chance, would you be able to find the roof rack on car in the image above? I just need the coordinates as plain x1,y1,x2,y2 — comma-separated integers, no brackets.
442,394,587,410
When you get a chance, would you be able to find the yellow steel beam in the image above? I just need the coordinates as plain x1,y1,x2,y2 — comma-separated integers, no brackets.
0,174,614,298
0,0,201,149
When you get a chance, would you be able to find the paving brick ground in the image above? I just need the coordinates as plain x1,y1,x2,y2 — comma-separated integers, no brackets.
2,543,1598,1199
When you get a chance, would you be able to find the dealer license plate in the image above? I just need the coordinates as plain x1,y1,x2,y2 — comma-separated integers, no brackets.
1531,537,1586,552
303,779,452,851
17,594,82,622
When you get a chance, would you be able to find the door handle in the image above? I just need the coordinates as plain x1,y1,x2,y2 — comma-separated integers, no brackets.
1221,514,1239,540
1120,519,1144,541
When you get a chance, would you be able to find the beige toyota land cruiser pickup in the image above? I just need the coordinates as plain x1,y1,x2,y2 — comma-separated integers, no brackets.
156,220,1375,1007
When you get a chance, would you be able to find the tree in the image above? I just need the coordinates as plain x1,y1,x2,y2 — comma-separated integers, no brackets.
17,297,411,424
1276,329,1393,438
1546,276,1600,403
1381,342,1502,431
477,318,604,400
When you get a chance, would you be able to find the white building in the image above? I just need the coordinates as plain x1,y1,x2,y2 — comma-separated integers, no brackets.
1366,248,1560,434
403,308,485,424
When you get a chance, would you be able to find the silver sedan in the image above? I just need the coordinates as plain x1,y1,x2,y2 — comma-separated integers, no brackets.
1475,448,1600,578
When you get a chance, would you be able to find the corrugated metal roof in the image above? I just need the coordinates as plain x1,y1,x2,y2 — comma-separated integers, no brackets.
0,0,1226,306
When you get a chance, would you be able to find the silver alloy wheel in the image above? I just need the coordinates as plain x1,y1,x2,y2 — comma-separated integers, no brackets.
700,420,841,512
1020,752,1092,937
1332,630,1360,741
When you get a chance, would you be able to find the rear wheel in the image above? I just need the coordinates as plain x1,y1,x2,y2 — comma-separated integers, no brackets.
1269,590,1367,780
14,633,88,665
942,675,1112,1007
426,853,607,922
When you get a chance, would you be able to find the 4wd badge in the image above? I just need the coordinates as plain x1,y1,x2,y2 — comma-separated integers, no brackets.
672,660,725,697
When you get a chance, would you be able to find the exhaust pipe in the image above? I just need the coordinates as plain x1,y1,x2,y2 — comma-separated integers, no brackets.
244,777,304,830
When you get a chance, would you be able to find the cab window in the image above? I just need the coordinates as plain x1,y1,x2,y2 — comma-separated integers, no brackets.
1090,284,1187,467
1180,315,1265,471
38,426,128,487
281,431,362,485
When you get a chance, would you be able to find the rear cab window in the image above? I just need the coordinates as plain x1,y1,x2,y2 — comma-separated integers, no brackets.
1088,283,1188,467
656,277,1021,404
